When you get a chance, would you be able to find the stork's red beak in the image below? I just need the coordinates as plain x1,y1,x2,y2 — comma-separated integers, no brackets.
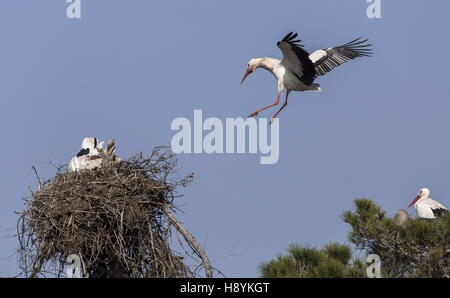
240,68,253,85
408,195,420,208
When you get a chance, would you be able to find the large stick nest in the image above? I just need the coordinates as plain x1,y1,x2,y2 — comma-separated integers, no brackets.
17,147,203,278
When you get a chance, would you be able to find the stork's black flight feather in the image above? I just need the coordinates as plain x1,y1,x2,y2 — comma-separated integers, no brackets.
312,37,373,77
277,32,316,86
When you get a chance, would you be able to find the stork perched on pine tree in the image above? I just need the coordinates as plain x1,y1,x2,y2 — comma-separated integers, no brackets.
408,188,448,219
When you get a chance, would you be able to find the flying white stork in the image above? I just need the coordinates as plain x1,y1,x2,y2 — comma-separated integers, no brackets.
408,188,449,219
241,32,373,123
68,137,104,172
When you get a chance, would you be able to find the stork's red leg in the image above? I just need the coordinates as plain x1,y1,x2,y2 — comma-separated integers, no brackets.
248,93,280,118
269,91,290,124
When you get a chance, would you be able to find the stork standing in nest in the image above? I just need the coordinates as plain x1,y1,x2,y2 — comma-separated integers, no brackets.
241,32,373,123
68,137,121,172
68,137,104,172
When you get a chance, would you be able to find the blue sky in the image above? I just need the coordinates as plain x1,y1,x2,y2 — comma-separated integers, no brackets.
1,0,449,277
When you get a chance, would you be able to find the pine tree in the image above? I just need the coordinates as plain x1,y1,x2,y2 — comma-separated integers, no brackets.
259,243,366,278
342,199,450,278
259,199,449,278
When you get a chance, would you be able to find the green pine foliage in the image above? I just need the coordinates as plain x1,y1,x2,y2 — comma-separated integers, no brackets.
258,243,366,278
342,199,450,278
259,199,449,278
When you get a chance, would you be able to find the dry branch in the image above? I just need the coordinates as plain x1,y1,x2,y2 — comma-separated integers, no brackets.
163,204,212,278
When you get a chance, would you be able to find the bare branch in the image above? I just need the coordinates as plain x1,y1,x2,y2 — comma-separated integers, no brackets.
163,204,213,278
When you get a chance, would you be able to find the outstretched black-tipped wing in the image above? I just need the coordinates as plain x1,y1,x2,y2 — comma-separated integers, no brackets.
277,32,316,86
310,38,373,76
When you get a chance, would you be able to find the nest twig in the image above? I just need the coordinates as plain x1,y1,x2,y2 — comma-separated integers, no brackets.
17,146,212,278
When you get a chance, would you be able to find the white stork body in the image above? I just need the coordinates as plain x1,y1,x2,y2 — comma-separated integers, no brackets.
241,32,373,122
68,137,104,172
408,188,448,219
246,58,320,93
